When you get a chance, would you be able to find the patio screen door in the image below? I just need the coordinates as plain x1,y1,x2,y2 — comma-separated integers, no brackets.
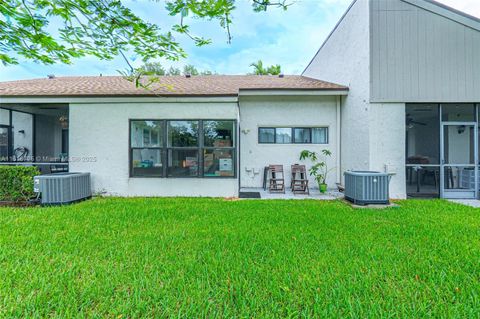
440,122,478,199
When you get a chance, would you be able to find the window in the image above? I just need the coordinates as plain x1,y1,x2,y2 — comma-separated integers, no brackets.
294,128,311,143
259,128,275,143
168,121,198,147
204,121,235,147
204,149,234,177
203,121,235,177
441,104,476,122
167,121,199,177
130,120,236,178
168,149,198,177
312,128,328,144
258,127,328,144
131,121,164,177
276,128,292,144
132,149,163,177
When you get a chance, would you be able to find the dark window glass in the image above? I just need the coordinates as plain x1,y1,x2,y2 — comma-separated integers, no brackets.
168,121,198,147
406,104,440,198
441,104,475,122
168,149,199,177
130,119,235,178
294,128,311,143
406,104,440,165
275,128,292,144
61,129,69,155
312,128,328,144
132,149,163,177
204,149,234,177
259,128,275,143
131,121,163,147
0,126,9,161
204,121,235,147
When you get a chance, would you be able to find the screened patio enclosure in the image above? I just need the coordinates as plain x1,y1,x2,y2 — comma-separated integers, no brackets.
406,104,480,199
0,104,69,174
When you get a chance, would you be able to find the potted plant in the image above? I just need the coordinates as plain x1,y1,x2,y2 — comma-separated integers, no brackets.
299,149,334,193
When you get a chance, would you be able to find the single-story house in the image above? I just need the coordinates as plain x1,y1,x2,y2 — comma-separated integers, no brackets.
1,0,479,199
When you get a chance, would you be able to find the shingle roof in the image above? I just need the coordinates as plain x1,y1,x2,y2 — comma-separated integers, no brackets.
0,75,347,97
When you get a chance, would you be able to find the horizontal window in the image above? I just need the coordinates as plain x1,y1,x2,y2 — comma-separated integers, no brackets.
258,127,328,144
130,120,236,178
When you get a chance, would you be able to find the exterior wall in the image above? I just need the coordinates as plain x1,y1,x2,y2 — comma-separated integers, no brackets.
370,0,480,102
302,0,373,178
69,101,239,197
239,95,338,189
303,0,407,198
369,103,406,198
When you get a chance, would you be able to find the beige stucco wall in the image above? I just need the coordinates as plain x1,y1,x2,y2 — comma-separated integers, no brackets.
239,95,339,189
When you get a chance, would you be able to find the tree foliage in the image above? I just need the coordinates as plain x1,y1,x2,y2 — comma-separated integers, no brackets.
134,62,213,76
0,0,292,68
135,62,167,76
249,60,282,75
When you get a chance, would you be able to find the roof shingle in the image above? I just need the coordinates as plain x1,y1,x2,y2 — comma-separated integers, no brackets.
0,75,347,97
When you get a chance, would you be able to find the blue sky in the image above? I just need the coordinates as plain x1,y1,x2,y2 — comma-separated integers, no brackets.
0,0,478,81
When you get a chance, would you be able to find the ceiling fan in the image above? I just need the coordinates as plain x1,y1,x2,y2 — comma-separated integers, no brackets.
406,115,427,128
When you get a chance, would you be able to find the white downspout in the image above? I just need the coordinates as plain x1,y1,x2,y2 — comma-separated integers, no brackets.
336,95,341,184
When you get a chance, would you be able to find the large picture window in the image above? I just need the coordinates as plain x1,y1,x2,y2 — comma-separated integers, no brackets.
130,120,236,178
258,127,328,144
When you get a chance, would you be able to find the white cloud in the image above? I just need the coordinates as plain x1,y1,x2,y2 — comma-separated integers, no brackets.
2,0,479,80
435,0,480,17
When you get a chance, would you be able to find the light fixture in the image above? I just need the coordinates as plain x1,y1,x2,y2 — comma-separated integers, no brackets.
59,116,69,129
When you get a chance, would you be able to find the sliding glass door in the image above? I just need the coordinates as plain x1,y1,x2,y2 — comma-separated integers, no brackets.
406,103,479,199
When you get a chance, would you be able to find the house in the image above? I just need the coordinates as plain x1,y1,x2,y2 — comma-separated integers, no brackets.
0,0,479,199
0,76,346,197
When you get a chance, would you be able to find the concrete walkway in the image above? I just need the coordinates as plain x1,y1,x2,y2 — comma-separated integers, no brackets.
239,187,344,200
449,199,480,208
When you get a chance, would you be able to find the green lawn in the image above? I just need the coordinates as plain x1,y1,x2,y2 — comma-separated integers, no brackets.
0,198,479,318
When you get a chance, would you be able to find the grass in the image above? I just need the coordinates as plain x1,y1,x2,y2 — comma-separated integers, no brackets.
0,198,479,318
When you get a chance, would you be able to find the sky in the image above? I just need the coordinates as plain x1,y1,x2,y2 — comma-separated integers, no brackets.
1,0,479,81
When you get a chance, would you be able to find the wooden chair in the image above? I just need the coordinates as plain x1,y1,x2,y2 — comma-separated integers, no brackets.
268,165,285,193
291,164,309,194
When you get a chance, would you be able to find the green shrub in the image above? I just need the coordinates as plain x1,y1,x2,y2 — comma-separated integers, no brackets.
0,166,40,202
